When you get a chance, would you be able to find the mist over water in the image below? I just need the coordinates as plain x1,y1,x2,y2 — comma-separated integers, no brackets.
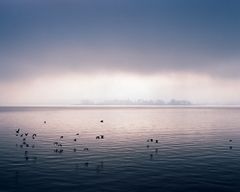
0,106,240,192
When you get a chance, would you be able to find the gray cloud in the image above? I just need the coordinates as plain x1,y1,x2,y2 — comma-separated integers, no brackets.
1,0,240,80
1,43,240,81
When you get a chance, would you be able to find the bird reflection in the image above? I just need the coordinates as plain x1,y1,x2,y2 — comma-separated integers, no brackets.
150,154,153,160
15,171,19,186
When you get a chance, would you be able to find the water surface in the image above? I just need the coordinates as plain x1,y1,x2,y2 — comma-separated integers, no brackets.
0,106,239,192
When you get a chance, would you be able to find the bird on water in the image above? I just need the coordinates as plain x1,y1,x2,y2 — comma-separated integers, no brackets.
32,134,37,139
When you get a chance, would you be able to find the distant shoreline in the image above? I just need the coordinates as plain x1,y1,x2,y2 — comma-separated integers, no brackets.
1,104,240,108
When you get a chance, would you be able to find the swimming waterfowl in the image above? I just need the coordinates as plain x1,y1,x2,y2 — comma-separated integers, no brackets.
25,133,28,136
155,140,158,143
73,148,77,152
44,121,46,124
83,148,89,151
74,139,77,142
229,139,232,142
32,134,37,139
16,129,20,134
100,135,104,139
60,136,63,139
96,136,100,139
76,133,79,135
20,134,23,137
150,139,153,142
100,120,104,123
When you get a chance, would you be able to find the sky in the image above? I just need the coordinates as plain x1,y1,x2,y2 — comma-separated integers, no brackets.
0,0,240,105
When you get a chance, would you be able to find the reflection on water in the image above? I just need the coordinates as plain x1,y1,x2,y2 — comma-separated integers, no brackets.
0,106,240,192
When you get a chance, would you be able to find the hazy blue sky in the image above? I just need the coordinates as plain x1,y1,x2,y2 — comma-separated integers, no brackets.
0,0,240,105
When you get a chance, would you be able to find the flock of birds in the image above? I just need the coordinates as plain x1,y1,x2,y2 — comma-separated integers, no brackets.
52,133,91,153
14,119,234,163
15,128,38,161
51,120,105,153
14,120,164,164
14,120,106,163
146,138,163,160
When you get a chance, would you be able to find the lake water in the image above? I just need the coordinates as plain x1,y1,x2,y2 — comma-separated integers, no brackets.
0,106,240,192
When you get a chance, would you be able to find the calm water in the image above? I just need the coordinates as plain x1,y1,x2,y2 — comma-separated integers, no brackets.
0,106,240,192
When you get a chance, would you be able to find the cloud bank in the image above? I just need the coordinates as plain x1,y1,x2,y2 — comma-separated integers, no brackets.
0,0,240,80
